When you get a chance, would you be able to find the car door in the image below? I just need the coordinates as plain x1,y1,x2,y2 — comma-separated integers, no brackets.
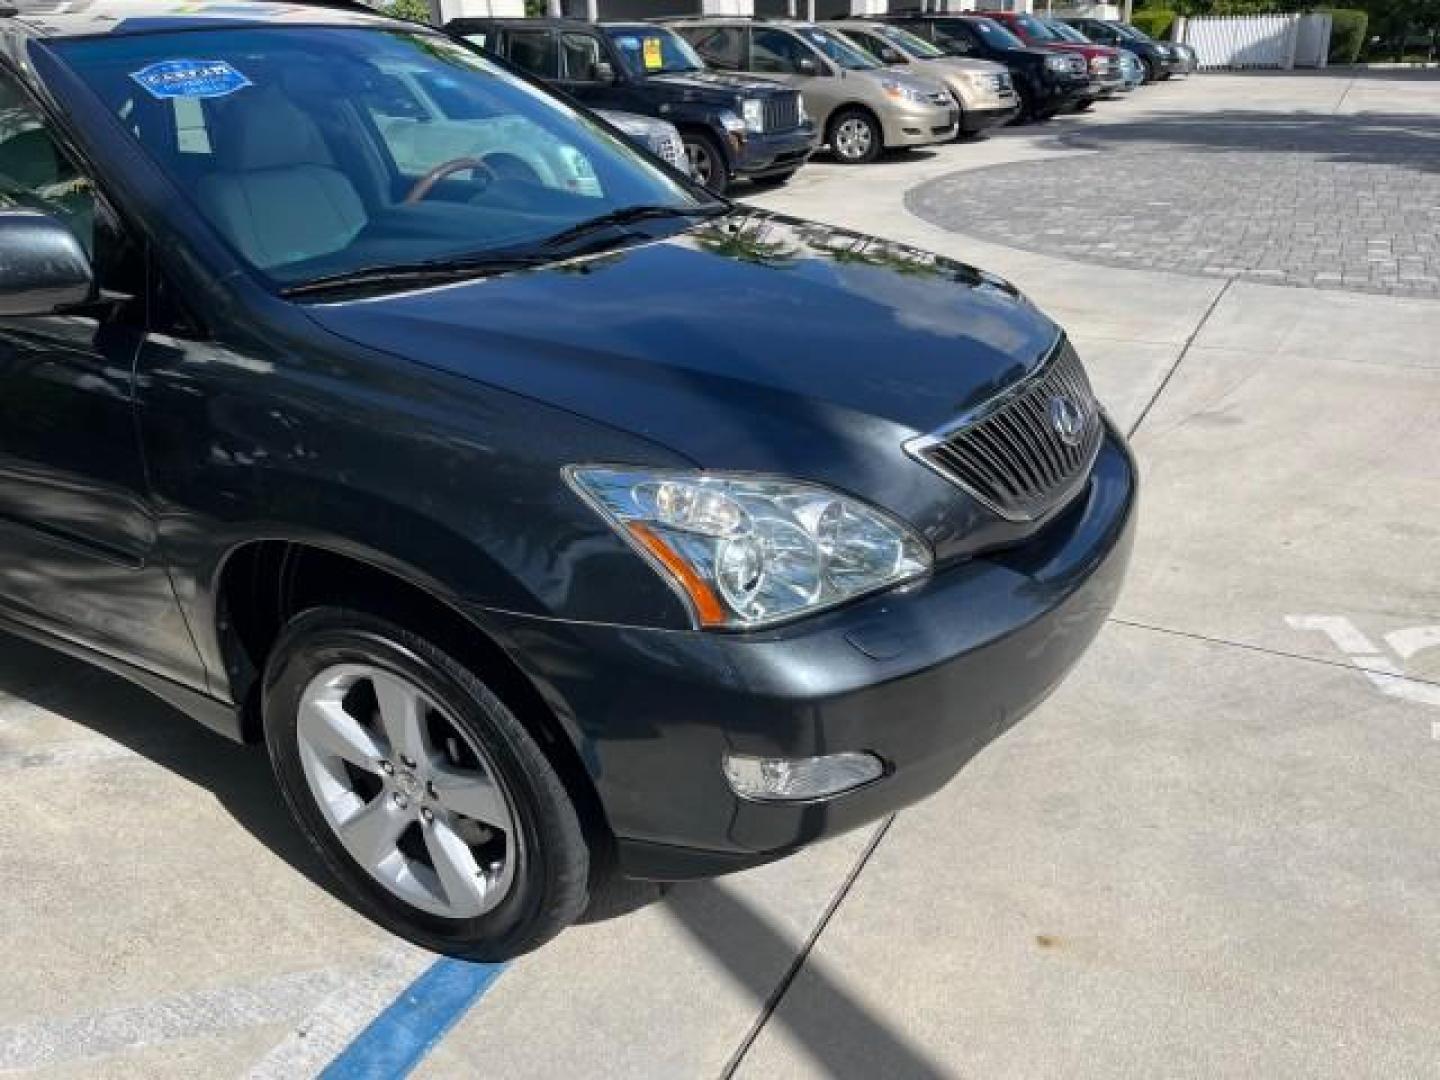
749,28,835,126
0,66,205,688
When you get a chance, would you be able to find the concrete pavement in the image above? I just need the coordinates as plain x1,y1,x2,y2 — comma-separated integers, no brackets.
2,69,1438,1078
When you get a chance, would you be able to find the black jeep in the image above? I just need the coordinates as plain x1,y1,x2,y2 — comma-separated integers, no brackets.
448,18,815,193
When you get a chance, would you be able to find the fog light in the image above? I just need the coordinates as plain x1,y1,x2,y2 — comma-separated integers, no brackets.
723,751,884,802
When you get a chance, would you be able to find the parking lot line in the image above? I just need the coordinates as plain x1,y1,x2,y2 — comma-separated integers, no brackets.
320,958,508,1079
247,946,436,1079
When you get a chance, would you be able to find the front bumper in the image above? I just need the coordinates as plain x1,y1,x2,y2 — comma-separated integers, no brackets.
1035,74,1090,110
962,100,1020,132
473,425,1137,880
731,122,817,179
881,101,960,148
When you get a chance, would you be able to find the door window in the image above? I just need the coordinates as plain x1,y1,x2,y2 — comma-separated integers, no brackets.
560,32,604,81
0,70,98,255
751,28,813,74
504,30,560,78
679,26,744,71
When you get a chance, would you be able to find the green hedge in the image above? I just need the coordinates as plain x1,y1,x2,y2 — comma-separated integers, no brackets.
1130,9,1177,39
1321,8,1368,64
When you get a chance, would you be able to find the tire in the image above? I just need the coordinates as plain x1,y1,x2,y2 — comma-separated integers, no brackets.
1142,56,1160,83
263,607,590,960
827,108,882,164
682,131,729,194
1073,99,1096,112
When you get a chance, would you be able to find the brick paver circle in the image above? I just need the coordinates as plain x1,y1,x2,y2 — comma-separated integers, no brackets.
905,148,1440,297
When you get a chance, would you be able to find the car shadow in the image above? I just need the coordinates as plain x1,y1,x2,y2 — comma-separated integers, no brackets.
666,879,950,1078
1045,106,1440,173
0,628,346,899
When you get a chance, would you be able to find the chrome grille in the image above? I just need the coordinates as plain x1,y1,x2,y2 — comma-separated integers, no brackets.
906,338,1103,521
762,95,801,132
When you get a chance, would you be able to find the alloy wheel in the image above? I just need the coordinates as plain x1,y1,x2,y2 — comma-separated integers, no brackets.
834,117,874,161
685,140,715,186
295,662,520,920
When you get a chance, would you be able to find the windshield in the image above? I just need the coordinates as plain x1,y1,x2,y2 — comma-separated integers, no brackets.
607,26,706,76
872,24,947,59
1008,15,1063,42
1115,24,1151,41
1047,21,1091,44
961,18,1026,51
53,27,702,289
797,26,880,70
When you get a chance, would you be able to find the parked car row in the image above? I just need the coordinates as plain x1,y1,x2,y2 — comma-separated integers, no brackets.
445,15,1192,192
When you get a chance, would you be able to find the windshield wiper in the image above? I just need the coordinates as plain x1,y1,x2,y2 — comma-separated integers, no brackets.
281,253,551,299
533,203,727,253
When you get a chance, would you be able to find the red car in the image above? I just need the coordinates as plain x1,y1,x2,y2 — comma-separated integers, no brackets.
984,12,1124,107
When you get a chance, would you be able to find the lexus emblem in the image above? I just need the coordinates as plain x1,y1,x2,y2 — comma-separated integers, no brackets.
1049,395,1085,446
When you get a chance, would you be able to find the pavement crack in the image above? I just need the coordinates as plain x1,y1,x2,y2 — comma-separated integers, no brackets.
1127,276,1235,440
720,815,896,1079
1108,616,1440,689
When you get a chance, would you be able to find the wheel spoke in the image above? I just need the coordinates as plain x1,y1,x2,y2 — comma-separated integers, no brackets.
425,818,487,912
430,764,510,829
338,796,408,871
300,695,385,772
372,673,429,765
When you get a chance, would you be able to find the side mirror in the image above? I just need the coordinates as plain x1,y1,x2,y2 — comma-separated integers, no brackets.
0,211,94,317
796,56,821,76
590,60,616,83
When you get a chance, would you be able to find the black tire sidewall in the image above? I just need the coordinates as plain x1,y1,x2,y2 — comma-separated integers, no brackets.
683,131,729,194
262,608,589,960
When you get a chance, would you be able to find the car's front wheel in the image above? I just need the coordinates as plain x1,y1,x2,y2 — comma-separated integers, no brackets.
828,109,882,164
263,608,590,960
682,131,729,194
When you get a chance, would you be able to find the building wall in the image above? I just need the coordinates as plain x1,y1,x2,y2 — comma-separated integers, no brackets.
440,0,524,19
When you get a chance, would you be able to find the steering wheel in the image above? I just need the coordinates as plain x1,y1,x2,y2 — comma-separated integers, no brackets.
404,156,498,204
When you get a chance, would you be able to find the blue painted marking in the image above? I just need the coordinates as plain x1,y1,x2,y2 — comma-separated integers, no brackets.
321,958,508,1080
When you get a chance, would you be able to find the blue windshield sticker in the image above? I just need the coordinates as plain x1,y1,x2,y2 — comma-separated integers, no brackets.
130,60,251,100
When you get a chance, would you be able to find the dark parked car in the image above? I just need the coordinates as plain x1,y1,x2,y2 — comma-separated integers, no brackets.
447,18,814,193
881,13,1091,120
0,0,1135,959
983,11,1124,105
1063,18,1194,81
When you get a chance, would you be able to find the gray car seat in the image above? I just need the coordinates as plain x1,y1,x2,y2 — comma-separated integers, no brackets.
197,88,367,270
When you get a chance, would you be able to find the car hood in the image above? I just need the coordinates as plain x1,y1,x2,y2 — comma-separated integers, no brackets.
647,70,792,98
303,211,1058,482
920,56,1010,75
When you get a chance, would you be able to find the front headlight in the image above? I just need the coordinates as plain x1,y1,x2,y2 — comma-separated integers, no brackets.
567,468,933,629
879,78,929,104
718,110,745,136
1044,54,1072,73
741,98,765,133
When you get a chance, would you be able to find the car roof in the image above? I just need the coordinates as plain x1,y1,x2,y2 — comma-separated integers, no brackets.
445,16,595,31
0,0,398,41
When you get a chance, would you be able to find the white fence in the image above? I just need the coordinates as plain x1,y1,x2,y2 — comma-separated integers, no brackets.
1180,13,1331,70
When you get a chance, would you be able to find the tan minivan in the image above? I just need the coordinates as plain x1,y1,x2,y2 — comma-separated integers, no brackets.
830,20,1020,136
670,19,957,164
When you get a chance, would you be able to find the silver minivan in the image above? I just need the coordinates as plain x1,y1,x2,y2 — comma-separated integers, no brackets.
829,20,1020,136
671,19,957,164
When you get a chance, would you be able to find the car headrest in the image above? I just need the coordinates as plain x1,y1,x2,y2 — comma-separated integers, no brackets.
216,87,335,172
